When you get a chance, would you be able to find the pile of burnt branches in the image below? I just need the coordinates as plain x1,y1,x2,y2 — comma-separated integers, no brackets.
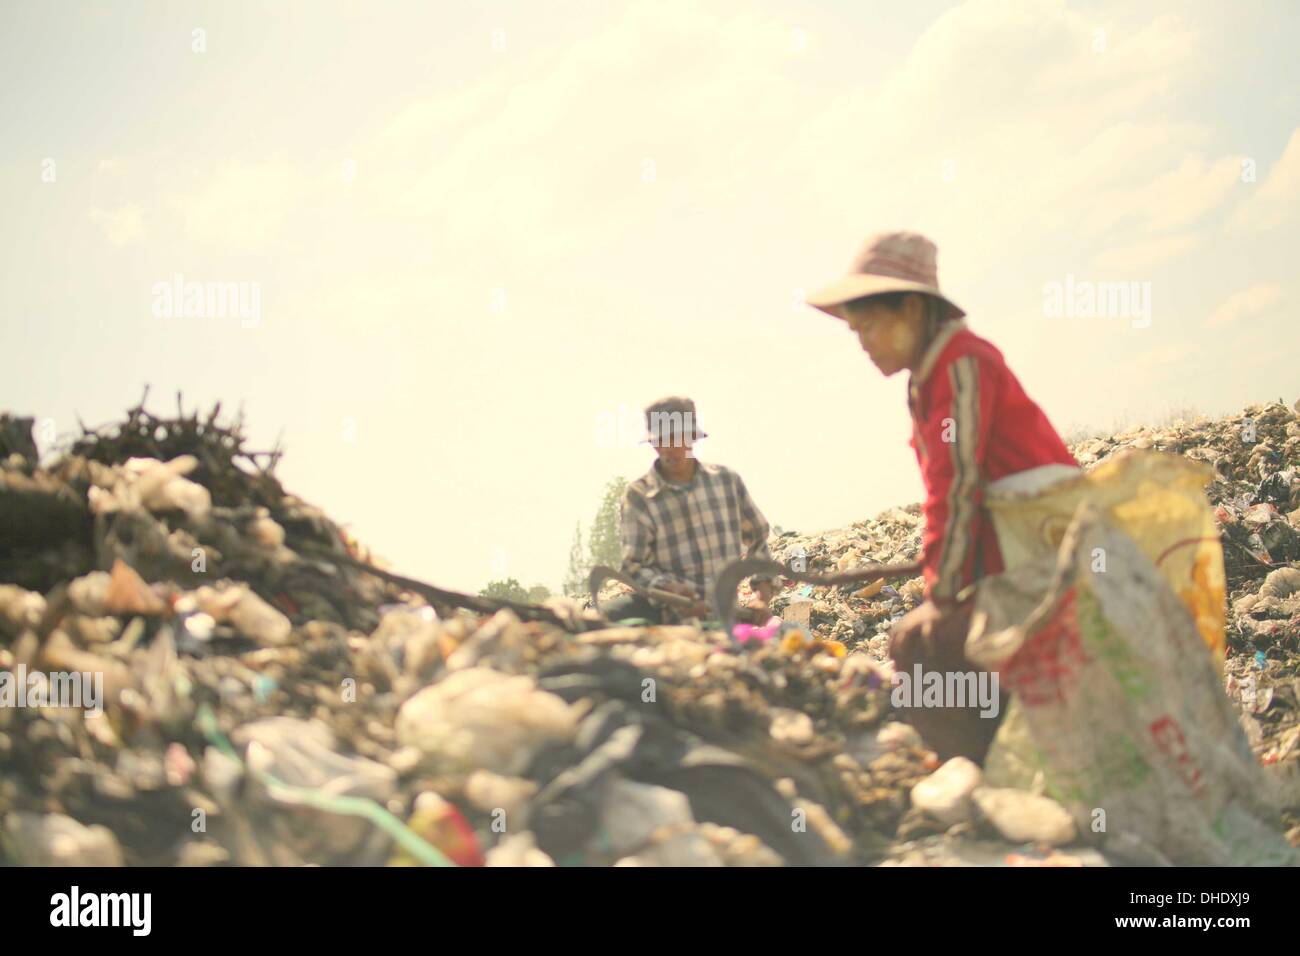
68,387,287,510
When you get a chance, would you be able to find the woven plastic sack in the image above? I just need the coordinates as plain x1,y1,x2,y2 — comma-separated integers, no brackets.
967,503,1295,865
984,450,1226,664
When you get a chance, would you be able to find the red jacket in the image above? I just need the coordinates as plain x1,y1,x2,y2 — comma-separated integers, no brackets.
907,320,1077,604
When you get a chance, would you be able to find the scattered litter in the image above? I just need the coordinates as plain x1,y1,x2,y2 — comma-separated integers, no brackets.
1,397,1297,866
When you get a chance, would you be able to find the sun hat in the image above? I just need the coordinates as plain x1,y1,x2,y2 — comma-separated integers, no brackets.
641,396,708,446
807,231,965,321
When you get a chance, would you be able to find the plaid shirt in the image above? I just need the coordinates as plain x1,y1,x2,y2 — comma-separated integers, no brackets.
620,460,771,597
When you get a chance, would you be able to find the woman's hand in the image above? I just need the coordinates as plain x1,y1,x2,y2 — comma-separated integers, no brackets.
888,599,947,658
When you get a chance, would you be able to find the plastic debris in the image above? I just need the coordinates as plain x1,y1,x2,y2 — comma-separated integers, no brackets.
1,397,1296,867
88,455,213,519
395,666,581,775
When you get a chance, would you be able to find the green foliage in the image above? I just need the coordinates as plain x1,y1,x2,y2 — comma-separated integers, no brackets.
562,521,587,599
587,476,628,571
479,578,529,603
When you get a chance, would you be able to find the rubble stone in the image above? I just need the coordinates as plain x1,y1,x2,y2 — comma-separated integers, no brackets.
600,778,696,855
911,757,982,826
3,812,125,866
971,787,1077,846
486,832,555,867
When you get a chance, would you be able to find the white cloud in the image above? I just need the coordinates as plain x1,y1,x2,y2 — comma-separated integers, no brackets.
1150,155,1242,232
872,5,1196,138
1092,233,1201,273
786,0,1211,274
1229,127,1300,232
159,0,1235,292
1206,283,1283,329
1117,341,1199,380
89,204,144,245
168,156,305,249
367,1,803,266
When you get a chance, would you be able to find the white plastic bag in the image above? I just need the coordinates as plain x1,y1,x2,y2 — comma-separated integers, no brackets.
968,503,1295,865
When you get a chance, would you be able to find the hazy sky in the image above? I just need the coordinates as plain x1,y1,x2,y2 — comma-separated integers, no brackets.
4,0,1299,594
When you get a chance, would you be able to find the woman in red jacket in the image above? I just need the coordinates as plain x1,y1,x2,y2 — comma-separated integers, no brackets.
807,232,1078,763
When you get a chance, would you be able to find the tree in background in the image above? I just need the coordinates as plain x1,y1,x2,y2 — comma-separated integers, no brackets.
562,521,587,598
587,476,627,571
479,578,528,603
526,584,551,604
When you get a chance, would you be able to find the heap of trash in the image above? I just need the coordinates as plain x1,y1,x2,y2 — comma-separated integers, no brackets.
766,508,927,656
0,397,1296,867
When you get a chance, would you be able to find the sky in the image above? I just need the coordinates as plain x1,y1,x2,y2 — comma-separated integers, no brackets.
3,0,1299,594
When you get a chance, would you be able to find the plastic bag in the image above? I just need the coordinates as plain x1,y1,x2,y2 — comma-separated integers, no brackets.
985,450,1226,663
193,582,292,645
968,502,1295,865
88,455,212,518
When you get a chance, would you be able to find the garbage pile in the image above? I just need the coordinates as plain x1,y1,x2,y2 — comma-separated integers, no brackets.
754,399,1300,857
0,400,424,866
1070,400,1300,587
1034,402,1299,807
765,509,928,657
1,398,1296,867
1225,566,1300,772
763,401,1300,658
0,401,938,867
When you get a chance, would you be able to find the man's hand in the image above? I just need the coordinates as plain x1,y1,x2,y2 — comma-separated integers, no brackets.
657,580,696,598
654,580,711,618
672,585,712,619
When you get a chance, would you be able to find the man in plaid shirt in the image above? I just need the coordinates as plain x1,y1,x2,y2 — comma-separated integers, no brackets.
605,396,774,624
